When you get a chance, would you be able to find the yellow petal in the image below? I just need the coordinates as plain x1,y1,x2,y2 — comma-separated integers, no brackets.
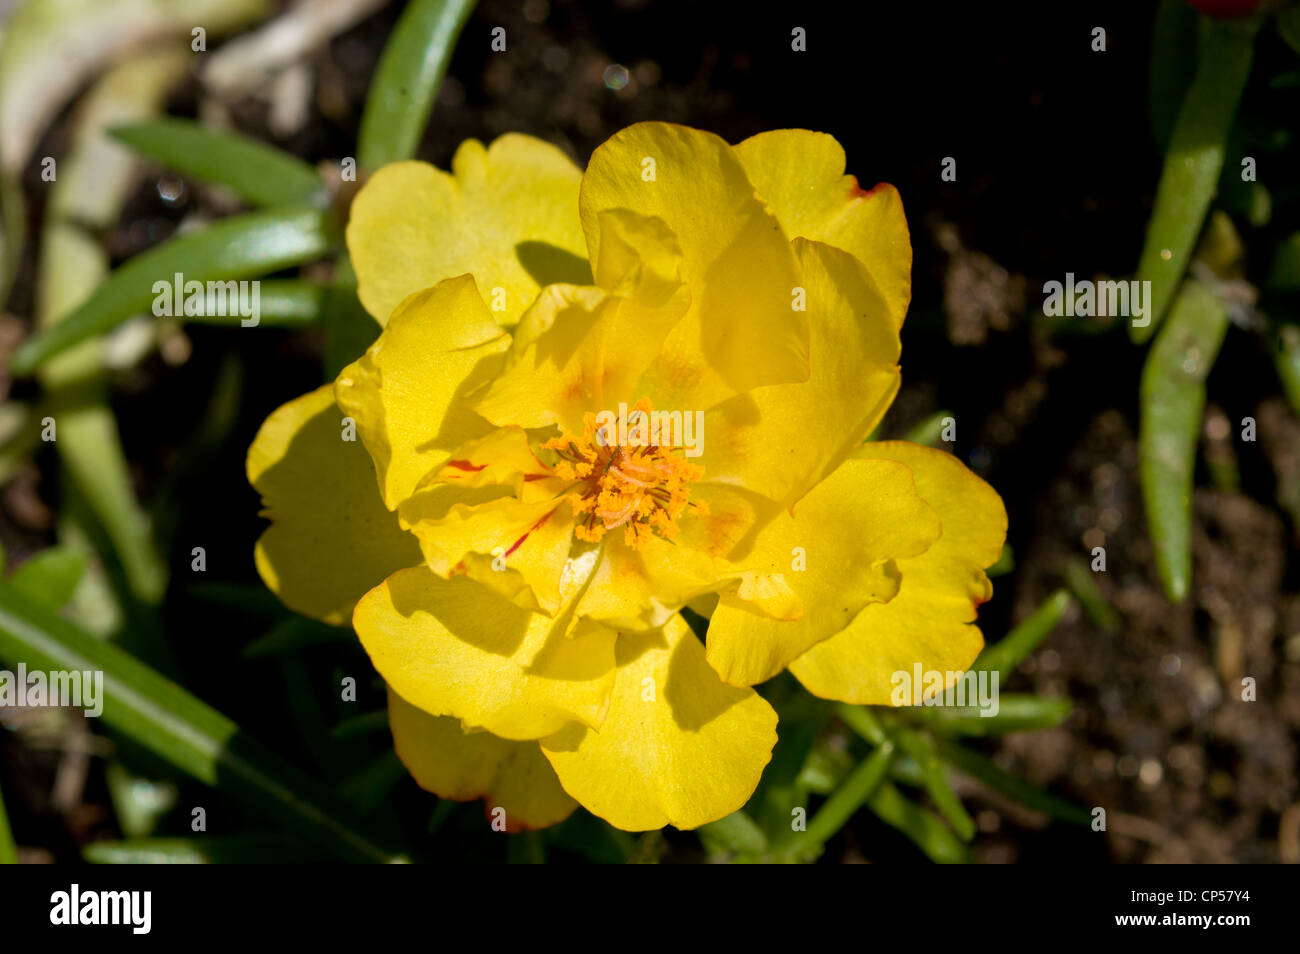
335,275,510,510
702,238,900,507
419,426,556,499
247,385,422,625
353,566,616,740
398,493,575,614
733,129,911,328
789,442,1008,704
705,457,941,687
580,122,808,407
472,210,689,435
388,688,576,830
574,482,771,631
541,615,777,831
347,135,589,326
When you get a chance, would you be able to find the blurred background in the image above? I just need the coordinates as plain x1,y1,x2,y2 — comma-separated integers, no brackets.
0,0,1297,863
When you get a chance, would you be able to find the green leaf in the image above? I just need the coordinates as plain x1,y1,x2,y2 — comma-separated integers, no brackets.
84,834,317,864
105,762,177,839
357,0,477,170
0,582,403,862
1148,0,1199,153
699,810,768,857
0,776,16,864
9,546,87,610
1063,559,1122,632
1279,4,1300,57
893,728,976,841
322,255,380,379
330,710,389,741
1276,324,1300,417
110,119,324,208
337,751,406,816
973,588,1074,678
903,410,954,447
1269,232,1300,293
902,694,1072,736
866,781,970,864
795,741,895,860
934,739,1091,825
242,616,351,660
1139,280,1230,601
10,204,336,373
183,278,324,327
1132,18,1256,342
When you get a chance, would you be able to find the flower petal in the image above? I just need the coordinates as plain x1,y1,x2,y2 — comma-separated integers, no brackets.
579,121,808,407
702,238,900,507
335,275,510,510
347,135,589,326
541,614,777,831
247,385,422,625
705,456,941,687
573,482,770,630
789,442,1008,704
472,209,689,434
354,567,616,740
398,493,575,614
388,688,576,830
733,129,911,328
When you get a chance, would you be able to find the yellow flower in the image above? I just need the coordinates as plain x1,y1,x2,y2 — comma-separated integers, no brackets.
247,123,1007,832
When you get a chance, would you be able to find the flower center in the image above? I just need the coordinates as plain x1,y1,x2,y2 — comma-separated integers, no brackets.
543,399,706,550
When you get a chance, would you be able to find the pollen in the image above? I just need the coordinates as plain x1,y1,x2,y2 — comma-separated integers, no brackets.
542,399,706,550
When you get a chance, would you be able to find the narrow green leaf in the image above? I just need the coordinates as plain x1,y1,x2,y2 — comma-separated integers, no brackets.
1139,280,1230,601
699,810,768,857
0,582,403,862
10,205,336,373
904,694,1072,737
1276,324,1300,417
330,710,389,741
985,543,1014,578
550,810,634,864
183,279,324,327
866,781,970,864
796,741,895,859
0,172,23,308
1279,4,1300,57
9,546,87,610
322,256,380,378
337,751,406,816
84,834,315,864
186,582,286,617
903,410,954,447
834,702,890,747
0,776,16,864
973,589,1074,678
1063,559,1122,632
105,762,177,840
1132,18,1255,342
893,728,976,841
242,616,351,660
1269,232,1300,293
1148,0,1199,153
934,739,1092,825
357,0,477,169
110,119,323,208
